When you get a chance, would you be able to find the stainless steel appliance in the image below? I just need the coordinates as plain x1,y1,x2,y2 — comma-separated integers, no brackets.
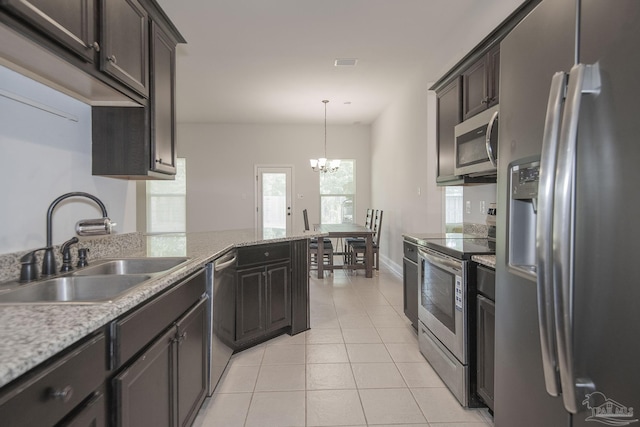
495,1,640,426
417,235,494,407
454,104,499,176
205,250,236,395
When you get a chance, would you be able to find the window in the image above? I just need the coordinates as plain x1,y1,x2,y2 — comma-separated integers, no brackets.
445,186,463,232
145,158,187,256
319,159,355,224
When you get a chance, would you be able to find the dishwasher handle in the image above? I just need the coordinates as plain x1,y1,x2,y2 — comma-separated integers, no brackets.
214,254,237,272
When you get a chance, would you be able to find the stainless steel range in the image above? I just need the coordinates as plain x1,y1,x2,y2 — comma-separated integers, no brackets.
417,234,494,407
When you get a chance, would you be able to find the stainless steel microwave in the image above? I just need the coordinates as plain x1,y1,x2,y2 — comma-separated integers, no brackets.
454,105,499,177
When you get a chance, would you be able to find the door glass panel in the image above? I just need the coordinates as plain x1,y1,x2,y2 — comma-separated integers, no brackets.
421,259,456,333
262,172,287,239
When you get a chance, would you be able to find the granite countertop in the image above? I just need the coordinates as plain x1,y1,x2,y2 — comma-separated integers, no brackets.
472,255,496,269
0,229,322,389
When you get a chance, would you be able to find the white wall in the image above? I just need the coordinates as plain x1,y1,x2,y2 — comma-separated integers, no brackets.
177,123,371,233
0,66,136,254
371,79,444,270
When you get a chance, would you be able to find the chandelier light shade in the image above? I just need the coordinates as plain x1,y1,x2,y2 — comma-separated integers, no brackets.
310,100,340,173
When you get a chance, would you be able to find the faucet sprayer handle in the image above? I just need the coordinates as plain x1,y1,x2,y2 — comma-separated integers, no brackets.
19,247,48,283
60,237,79,273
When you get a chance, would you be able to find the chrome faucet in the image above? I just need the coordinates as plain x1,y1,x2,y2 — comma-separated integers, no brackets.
41,192,116,276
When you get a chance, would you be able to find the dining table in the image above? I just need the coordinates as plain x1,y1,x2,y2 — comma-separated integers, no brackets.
314,223,375,278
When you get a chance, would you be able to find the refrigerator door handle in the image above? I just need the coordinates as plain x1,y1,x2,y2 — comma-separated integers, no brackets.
536,71,567,398
485,110,499,167
553,63,600,414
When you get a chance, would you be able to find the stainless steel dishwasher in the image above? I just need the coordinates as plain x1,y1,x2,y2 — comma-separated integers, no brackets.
206,250,236,395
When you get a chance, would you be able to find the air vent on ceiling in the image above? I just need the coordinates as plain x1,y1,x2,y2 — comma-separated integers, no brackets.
334,58,358,67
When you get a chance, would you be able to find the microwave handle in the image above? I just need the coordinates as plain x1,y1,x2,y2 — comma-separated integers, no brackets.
485,110,499,168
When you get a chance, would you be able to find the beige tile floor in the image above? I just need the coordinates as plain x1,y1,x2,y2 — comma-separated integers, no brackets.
193,266,494,427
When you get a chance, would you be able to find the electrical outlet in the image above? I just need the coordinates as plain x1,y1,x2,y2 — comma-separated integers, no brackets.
466,201,471,214
480,200,486,214
417,187,421,196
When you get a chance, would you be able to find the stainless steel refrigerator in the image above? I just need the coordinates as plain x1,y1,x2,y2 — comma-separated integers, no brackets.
495,0,640,426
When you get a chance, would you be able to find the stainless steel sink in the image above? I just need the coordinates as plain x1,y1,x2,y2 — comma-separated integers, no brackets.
0,275,151,304
73,257,189,276
0,257,191,304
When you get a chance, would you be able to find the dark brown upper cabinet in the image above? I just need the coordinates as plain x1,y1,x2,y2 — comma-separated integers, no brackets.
436,77,462,184
92,3,184,179
150,20,177,175
463,45,500,120
0,0,98,62
100,0,149,98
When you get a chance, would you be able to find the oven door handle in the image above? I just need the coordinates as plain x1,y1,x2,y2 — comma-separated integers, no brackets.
418,249,462,274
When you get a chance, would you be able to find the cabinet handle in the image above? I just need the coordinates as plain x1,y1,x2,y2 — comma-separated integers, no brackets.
90,41,100,52
49,385,74,402
108,55,117,64
172,331,188,344
264,252,269,257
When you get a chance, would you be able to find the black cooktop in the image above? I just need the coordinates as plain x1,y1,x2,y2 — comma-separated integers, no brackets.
422,233,495,260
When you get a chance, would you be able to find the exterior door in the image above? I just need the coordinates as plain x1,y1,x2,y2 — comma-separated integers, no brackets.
256,166,292,239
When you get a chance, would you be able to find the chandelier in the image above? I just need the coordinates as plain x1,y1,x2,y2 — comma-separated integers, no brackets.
310,100,340,173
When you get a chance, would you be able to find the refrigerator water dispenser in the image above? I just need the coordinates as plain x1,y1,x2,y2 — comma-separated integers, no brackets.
508,161,539,279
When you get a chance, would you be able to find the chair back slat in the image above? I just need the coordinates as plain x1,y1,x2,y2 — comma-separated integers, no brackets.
373,210,383,246
364,208,374,228
303,209,310,231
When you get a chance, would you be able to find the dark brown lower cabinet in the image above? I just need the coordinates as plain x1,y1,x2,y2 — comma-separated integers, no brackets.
0,332,107,427
236,261,291,346
176,299,208,427
60,392,107,427
402,240,419,330
476,294,496,411
114,326,174,427
113,297,207,427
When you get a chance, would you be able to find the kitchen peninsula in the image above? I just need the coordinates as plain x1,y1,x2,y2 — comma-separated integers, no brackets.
0,229,320,425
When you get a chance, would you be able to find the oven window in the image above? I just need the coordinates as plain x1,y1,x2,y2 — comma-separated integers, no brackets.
421,258,456,333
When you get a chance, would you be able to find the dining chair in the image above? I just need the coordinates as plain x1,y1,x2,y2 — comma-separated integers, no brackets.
350,210,383,271
303,209,333,275
343,208,375,264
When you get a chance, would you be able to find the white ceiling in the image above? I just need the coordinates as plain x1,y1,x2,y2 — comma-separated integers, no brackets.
156,0,526,125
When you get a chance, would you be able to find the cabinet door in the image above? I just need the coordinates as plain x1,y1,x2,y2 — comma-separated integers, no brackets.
486,46,500,108
100,0,149,97
113,326,175,427
403,257,418,330
436,77,462,182
476,295,495,410
176,298,208,427
265,261,291,331
236,266,266,342
1,0,97,62
150,21,177,175
462,56,488,120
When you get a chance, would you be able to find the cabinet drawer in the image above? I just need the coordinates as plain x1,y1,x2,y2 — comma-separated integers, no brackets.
237,243,290,267
477,265,495,301
403,241,418,263
112,268,205,368
0,332,107,427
